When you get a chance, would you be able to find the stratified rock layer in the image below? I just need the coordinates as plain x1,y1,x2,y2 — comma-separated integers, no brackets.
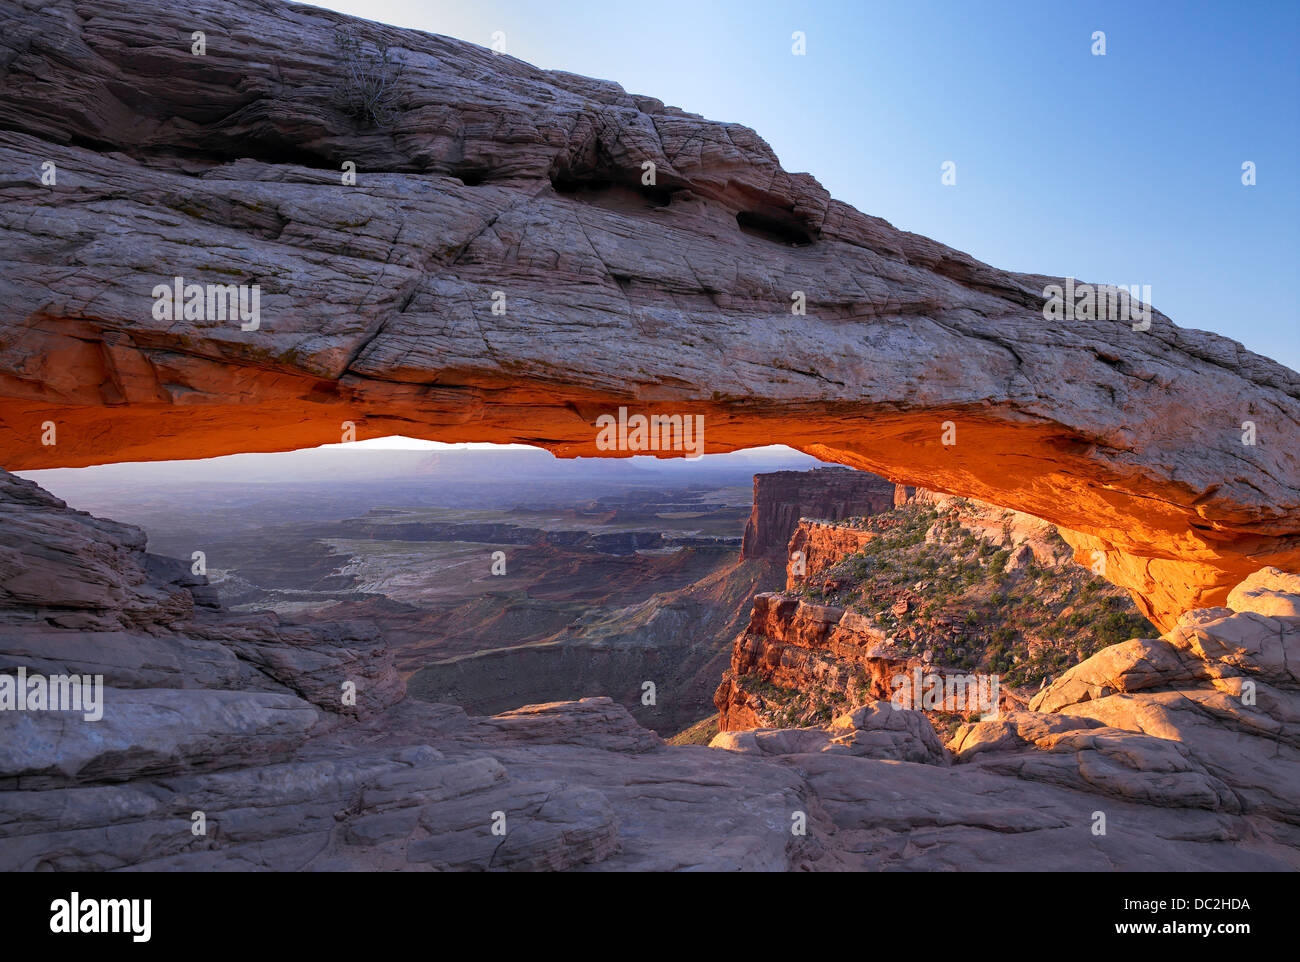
740,468,897,559
0,0,1297,627
713,591,990,731
785,521,881,586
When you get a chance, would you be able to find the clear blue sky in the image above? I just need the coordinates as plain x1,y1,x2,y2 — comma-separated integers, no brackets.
308,0,1299,372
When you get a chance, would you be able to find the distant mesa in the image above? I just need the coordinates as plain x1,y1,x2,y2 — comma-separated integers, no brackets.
740,467,897,560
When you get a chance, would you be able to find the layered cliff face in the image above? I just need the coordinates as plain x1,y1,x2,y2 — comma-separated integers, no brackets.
716,494,1155,732
785,521,881,587
406,549,781,736
0,0,1297,627
713,592,919,731
739,468,896,560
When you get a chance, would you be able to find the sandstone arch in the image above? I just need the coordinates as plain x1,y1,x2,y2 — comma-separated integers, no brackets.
0,0,1296,629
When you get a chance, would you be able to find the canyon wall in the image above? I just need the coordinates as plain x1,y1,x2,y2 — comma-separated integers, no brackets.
785,521,881,588
718,486,1158,732
739,467,897,560
714,591,1022,732
715,593,909,730
406,548,781,735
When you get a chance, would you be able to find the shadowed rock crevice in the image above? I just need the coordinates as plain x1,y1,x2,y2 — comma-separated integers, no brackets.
735,209,816,247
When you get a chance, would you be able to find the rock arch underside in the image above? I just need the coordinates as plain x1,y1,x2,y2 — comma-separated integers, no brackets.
1,0,1297,636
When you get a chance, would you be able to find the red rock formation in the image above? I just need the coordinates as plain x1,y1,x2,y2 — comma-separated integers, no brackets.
785,521,880,588
739,468,896,560
720,491,1149,731
714,593,894,730
902,486,1071,565
713,592,1006,731
0,0,1297,629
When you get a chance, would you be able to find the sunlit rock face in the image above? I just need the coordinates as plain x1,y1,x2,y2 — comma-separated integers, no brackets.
739,468,896,560
1,0,1297,629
